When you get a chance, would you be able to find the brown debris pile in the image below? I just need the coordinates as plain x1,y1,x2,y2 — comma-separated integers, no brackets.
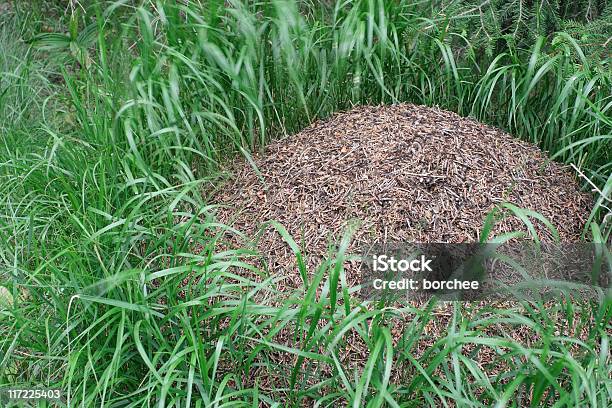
212,104,591,286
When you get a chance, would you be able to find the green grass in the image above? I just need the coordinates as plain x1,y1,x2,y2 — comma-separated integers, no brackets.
0,0,610,406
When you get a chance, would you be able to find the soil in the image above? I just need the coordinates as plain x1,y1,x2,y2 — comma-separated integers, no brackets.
211,104,592,289
203,104,598,404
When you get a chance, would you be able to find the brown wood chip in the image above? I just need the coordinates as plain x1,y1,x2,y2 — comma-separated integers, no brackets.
209,104,592,289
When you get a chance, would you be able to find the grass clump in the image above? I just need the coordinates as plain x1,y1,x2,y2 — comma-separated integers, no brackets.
0,1,610,406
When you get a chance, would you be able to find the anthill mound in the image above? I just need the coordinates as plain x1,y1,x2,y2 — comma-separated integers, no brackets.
212,104,591,286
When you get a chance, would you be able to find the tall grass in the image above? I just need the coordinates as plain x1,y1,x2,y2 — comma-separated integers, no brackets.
0,0,610,406
87,0,610,221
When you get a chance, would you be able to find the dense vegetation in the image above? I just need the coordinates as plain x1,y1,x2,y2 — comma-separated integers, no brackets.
1,1,610,406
